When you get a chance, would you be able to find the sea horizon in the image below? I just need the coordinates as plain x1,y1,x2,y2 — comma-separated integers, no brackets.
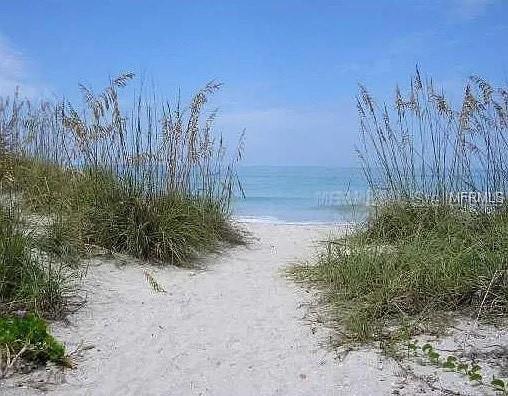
232,165,370,224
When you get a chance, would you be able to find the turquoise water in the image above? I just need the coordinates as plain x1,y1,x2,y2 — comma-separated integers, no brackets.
233,166,370,224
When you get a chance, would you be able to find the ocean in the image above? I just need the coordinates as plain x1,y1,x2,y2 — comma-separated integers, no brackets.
232,166,370,224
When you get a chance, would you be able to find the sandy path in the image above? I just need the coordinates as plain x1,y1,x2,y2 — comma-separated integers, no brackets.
4,223,412,395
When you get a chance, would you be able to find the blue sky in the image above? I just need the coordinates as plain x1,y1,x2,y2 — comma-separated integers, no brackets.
1,1,507,165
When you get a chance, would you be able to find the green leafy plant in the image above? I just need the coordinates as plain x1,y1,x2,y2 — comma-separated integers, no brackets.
419,343,476,378
0,313,68,377
491,377,508,394
405,340,508,393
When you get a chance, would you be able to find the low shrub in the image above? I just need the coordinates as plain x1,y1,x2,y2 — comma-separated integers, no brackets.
69,168,241,265
0,313,66,368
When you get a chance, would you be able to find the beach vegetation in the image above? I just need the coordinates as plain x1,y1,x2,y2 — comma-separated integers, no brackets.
0,206,73,318
1,73,244,268
291,70,508,343
0,313,68,377
0,73,244,373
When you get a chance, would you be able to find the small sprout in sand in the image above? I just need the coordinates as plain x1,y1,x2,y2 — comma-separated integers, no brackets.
491,377,508,394
144,270,167,293
442,356,458,370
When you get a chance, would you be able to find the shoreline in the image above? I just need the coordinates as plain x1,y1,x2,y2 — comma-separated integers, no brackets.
233,215,356,227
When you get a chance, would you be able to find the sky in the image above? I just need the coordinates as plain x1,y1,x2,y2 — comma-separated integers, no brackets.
0,0,507,166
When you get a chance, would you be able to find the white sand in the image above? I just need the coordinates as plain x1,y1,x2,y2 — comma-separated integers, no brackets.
3,223,505,395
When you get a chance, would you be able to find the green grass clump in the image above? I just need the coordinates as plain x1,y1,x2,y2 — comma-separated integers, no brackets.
0,313,66,366
0,72,243,376
0,207,71,318
363,203,459,242
67,168,242,265
7,156,75,213
5,157,242,267
292,203,508,342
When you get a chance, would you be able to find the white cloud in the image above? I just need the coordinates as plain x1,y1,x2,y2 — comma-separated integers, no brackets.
451,0,495,20
0,37,24,93
0,35,44,97
216,104,358,165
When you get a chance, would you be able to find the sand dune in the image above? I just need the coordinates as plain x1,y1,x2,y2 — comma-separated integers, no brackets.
4,223,501,395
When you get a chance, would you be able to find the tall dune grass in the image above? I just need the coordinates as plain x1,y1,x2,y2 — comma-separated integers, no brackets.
292,71,508,343
0,73,244,268
357,70,508,204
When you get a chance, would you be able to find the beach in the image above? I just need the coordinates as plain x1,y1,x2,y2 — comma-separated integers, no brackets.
2,222,507,395
2,4,508,394
1,222,404,395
